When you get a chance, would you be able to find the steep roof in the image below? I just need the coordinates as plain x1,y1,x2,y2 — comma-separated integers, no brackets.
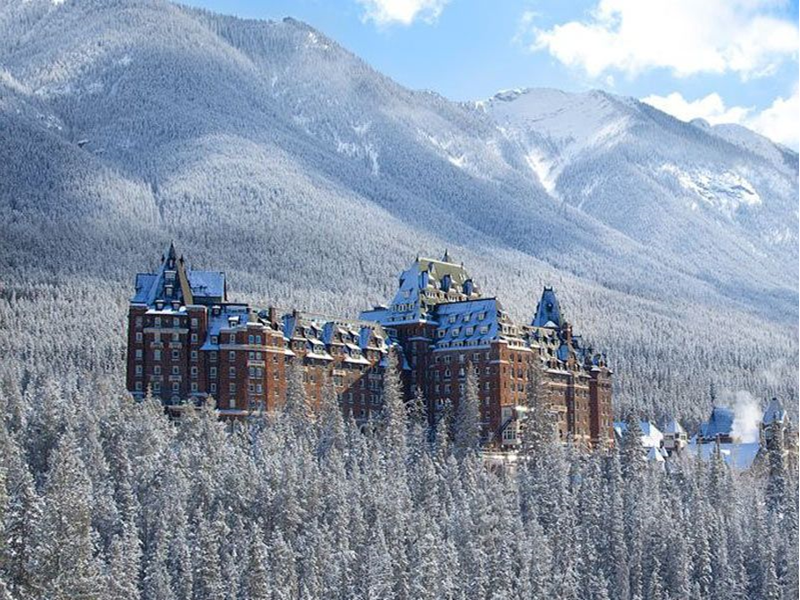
762,397,786,425
700,406,735,439
662,419,686,435
359,254,480,325
532,287,563,328
131,243,226,307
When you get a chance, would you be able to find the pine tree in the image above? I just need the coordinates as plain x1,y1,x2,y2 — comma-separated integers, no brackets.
521,361,555,456
317,375,345,459
380,349,407,462
106,520,142,600
242,530,271,599
28,427,104,600
284,361,314,429
453,364,481,458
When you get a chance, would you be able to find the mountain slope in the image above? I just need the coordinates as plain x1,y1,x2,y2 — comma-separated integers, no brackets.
481,88,798,306
0,0,796,423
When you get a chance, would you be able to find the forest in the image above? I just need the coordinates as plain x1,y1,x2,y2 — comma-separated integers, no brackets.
0,354,796,600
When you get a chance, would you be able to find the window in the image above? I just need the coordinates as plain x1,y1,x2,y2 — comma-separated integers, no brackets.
211,336,218,344
135,316,143,327
451,328,460,336
173,318,180,327
135,332,143,343
135,349,143,360
135,365,142,375
256,384,263,393
172,382,179,392
172,366,179,375
135,381,143,391
191,350,198,361
191,318,198,327
229,383,236,393
229,351,235,361
154,317,161,327
478,312,486,320
191,367,198,377
466,327,474,336
210,351,217,362
210,383,217,393
210,367,217,378
448,315,456,324
463,313,471,321
229,333,236,344
172,350,179,360
154,366,161,375
153,382,161,392
255,335,262,345
437,329,445,338
248,335,254,344
229,367,236,378
171,332,179,342
191,382,198,392
191,334,198,343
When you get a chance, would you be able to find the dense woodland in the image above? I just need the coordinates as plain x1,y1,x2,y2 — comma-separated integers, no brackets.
0,2,797,596
0,354,797,600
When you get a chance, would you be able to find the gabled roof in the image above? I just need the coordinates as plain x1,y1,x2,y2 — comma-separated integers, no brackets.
131,243,226,307
532,287,563,328
662,419,686,435
359,255,480,326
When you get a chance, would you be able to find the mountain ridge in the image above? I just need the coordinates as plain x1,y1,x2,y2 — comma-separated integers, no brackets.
0,0,796,422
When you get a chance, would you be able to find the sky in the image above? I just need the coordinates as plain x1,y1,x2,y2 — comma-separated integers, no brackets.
182,0,799,149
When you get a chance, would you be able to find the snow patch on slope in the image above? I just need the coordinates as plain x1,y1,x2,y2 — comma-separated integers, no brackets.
659,164,761,214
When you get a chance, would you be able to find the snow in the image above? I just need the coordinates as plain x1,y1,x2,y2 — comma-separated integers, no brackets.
689,441,761,470
659,164,762,215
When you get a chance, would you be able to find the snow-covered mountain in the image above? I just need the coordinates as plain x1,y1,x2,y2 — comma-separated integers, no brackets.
481,88,798,300
0,0,796,421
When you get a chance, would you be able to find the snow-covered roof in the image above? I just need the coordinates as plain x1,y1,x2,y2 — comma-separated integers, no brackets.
662,418,686,436
532,287,563,328
187,270,225,301
430,298,503,350
699,406,735,439
612,420,663,448
762,398,786,425
689,441,760,470
359,254,480,326
132,243,226,307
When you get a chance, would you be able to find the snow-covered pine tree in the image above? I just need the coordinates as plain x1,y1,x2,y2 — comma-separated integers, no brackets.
380,349,408,463
453,364,481,458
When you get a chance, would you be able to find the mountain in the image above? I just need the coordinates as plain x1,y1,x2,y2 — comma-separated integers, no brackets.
480,88,798,306
0,0,796,423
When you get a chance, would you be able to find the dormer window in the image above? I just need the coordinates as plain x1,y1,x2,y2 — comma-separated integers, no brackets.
165,285,173,297
165,271,176,282
478,312,486,320
438,329,446,338
451,328,460,336
155,301,164,311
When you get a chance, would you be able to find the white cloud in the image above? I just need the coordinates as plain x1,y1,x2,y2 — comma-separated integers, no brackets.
357,0,449,26
747,85,799,148
641,92,753,125
526,0,798,79
642,87,799,149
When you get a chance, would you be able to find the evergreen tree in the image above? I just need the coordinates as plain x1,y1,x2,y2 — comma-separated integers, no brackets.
28,427,104,600
380,349,407,462
453,364,481,458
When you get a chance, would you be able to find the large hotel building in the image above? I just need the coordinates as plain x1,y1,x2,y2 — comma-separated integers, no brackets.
126,244,613,448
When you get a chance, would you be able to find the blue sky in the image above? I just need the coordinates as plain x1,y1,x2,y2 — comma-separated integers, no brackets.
182,0,799,148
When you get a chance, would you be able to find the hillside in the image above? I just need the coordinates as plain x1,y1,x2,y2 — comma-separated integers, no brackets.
0,0,796,424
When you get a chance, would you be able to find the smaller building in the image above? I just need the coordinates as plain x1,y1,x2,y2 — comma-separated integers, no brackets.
612,420,663,449
761,397,787,442
698,406,736,444
662,419,688,454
